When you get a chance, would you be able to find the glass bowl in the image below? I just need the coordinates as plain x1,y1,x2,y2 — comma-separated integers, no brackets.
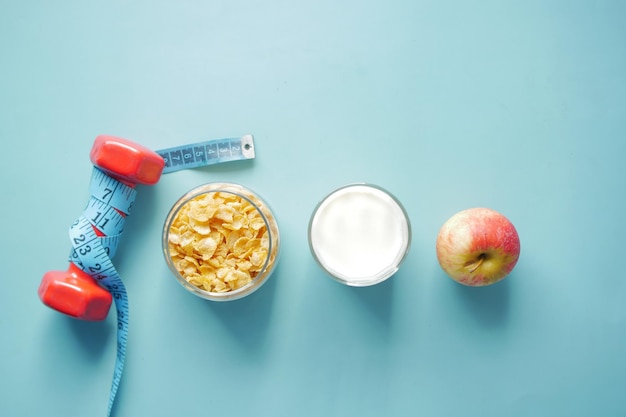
163,183,280,301
308,183,411,286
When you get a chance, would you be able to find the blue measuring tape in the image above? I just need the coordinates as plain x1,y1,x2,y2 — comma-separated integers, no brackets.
157,134,255,174
65,134,255,416
68,169,134,417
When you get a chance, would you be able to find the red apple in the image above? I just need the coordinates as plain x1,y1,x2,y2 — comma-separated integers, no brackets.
436,208,520,286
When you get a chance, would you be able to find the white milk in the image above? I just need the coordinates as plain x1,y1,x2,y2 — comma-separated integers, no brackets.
308,184,411,285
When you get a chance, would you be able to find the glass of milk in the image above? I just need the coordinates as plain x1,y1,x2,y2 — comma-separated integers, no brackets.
308,184,411,286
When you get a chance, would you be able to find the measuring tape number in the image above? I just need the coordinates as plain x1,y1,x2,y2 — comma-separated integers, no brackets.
157,134,255,174
68,168,134,417
67,134,256,416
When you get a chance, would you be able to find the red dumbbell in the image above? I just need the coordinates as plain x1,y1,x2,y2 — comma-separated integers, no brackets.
38,135,164,320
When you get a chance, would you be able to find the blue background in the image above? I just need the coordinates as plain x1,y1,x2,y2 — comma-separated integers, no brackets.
1,1,625,416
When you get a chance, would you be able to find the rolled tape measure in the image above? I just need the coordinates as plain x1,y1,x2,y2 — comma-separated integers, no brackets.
39,134,256,417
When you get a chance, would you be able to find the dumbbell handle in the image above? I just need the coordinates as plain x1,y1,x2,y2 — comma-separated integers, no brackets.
38,135,164,320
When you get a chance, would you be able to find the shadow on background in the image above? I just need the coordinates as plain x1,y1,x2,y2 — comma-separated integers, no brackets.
202,261,280,357
450,270,513,328
195,158,256,176
67,315,113,358
340,273,395,328
299,260,397,352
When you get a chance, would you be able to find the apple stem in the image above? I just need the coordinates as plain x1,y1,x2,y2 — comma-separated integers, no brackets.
467,254,486,273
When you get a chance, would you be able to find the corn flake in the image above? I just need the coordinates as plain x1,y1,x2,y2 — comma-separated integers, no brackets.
167,191,272,293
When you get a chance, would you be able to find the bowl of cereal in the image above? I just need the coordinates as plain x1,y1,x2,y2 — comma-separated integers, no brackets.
162,183,280,301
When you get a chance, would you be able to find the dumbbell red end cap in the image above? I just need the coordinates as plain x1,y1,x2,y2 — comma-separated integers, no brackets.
90,135,165,186
39,263,112,321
